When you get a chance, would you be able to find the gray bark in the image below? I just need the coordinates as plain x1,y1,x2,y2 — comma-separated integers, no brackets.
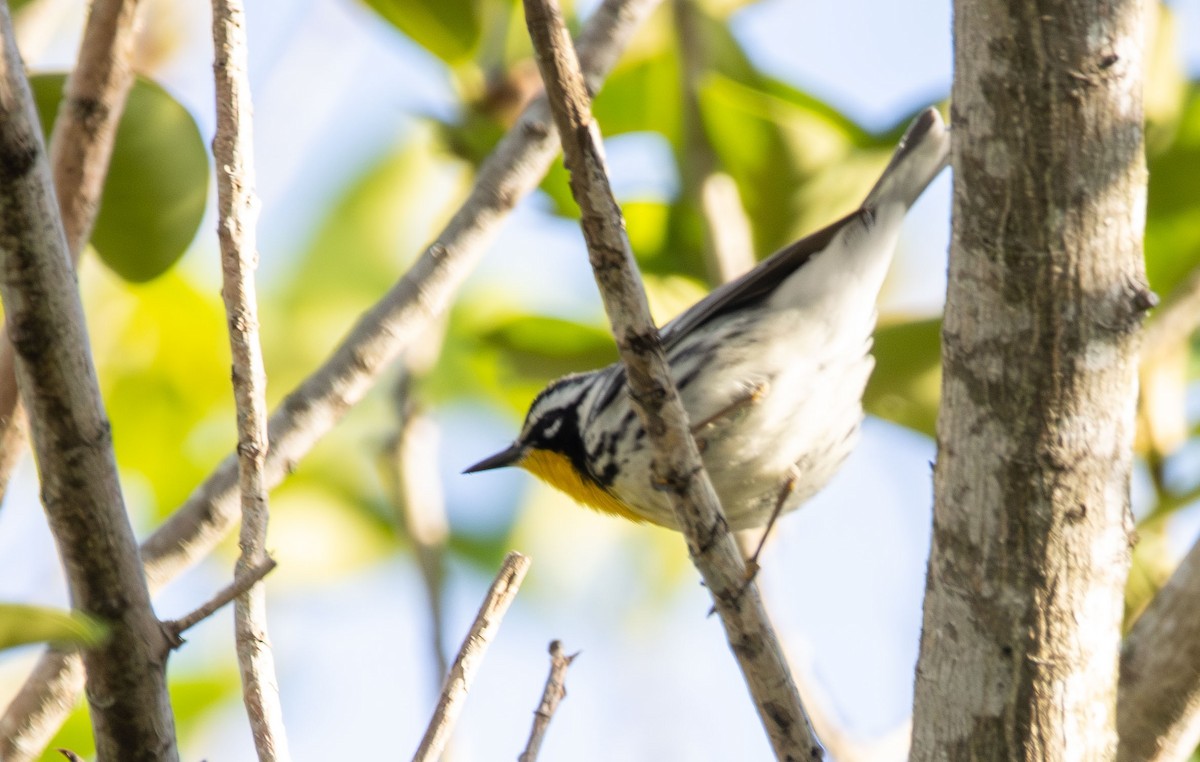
0,5,178,759
910,0,1150,759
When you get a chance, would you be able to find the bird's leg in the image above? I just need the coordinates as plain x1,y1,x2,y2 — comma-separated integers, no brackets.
745,469,797,579
690,380,768,433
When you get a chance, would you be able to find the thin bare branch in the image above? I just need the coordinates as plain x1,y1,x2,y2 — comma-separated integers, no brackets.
388,371,451,683
672,0,754,285
521,0,819,757
0,5,177,759
518,640,577,762
210,0,289,758
1119,520,1200,760
0,1,660,756
412,551,531,762
162,558,278,643
0,0,144,506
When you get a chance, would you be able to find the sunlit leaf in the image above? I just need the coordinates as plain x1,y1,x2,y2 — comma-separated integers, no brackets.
1144,4,1187,143
29,74,208,283
86,265,234,519
592,47,681,142
623,199,671,263
480,314,617,376
363,0,484,64
1145,83,1200,300
865,317,942,437
0,604,108,652
695,73,886,252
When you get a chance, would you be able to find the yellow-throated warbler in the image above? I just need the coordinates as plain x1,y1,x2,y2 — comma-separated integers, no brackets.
466,107,950,531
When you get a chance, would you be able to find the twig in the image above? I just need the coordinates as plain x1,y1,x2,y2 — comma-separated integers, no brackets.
162,558,278,644
521,1,820,758
0,0,143,509
387,371,451,683
518,640,577,762
672,0,754,285
211,0,290,758
0,5,178,760
1119,532,1200,760
0,1,660,756
412,551,531,762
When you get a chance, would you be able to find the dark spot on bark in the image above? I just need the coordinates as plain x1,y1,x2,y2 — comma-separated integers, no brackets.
0,136,40,180
1130,287,1157,313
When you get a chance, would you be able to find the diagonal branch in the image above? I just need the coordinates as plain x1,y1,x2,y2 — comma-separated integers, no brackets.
518,640,577,762
210,0,290,758
671,0,754,286
0,0,144,508
0,5,178,760
0,0,661,757
521,0,819,757
387,370,451,685
1118,530,1200,761
412,552,531,762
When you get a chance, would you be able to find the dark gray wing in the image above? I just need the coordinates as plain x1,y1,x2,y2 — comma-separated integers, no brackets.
589,209,868,415
658,209,867,348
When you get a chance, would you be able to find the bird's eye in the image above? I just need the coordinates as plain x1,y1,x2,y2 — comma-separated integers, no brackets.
541,417,563,440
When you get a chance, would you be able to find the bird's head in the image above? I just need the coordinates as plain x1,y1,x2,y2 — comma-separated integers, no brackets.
463,374,592,475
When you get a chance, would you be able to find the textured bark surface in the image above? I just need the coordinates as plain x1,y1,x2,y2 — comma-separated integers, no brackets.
1118,540,1200,761
910,0,1149,759
0,5,178,760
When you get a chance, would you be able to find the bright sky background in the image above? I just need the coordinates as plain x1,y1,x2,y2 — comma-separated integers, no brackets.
1,0,1199,759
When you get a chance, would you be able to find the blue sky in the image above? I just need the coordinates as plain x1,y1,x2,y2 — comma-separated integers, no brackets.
2,0,1199,759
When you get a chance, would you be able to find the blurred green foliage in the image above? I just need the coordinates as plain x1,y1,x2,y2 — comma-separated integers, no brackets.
10,0,1200,755
0,605,108,653
29,74,208,283
54,0,1200,625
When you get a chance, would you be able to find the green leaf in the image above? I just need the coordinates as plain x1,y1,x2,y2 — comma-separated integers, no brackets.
90,268,234,518
363,0,484,64
592,46,682,142
0,604,108,652
480,314,618,380
696,73,883,253
29,74,208,283
1145,83,1200,300
693,34,941,255
864,317,942,437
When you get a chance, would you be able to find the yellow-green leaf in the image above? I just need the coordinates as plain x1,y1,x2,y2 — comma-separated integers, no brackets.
364,0,484,64
29,74,208,283
865,317,942,437
0,604,108,652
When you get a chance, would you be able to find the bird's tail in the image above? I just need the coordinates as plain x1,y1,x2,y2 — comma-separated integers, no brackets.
862,107,951,210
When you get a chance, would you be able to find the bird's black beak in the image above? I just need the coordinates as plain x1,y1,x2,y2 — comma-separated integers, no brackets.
463,443,526,474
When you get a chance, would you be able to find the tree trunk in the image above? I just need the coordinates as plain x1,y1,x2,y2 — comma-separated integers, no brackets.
910,0,1150,758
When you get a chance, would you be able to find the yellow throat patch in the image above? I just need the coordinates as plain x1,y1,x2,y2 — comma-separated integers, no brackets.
520,449,649,524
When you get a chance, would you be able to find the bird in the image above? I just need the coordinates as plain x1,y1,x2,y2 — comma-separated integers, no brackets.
465,107,950,533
